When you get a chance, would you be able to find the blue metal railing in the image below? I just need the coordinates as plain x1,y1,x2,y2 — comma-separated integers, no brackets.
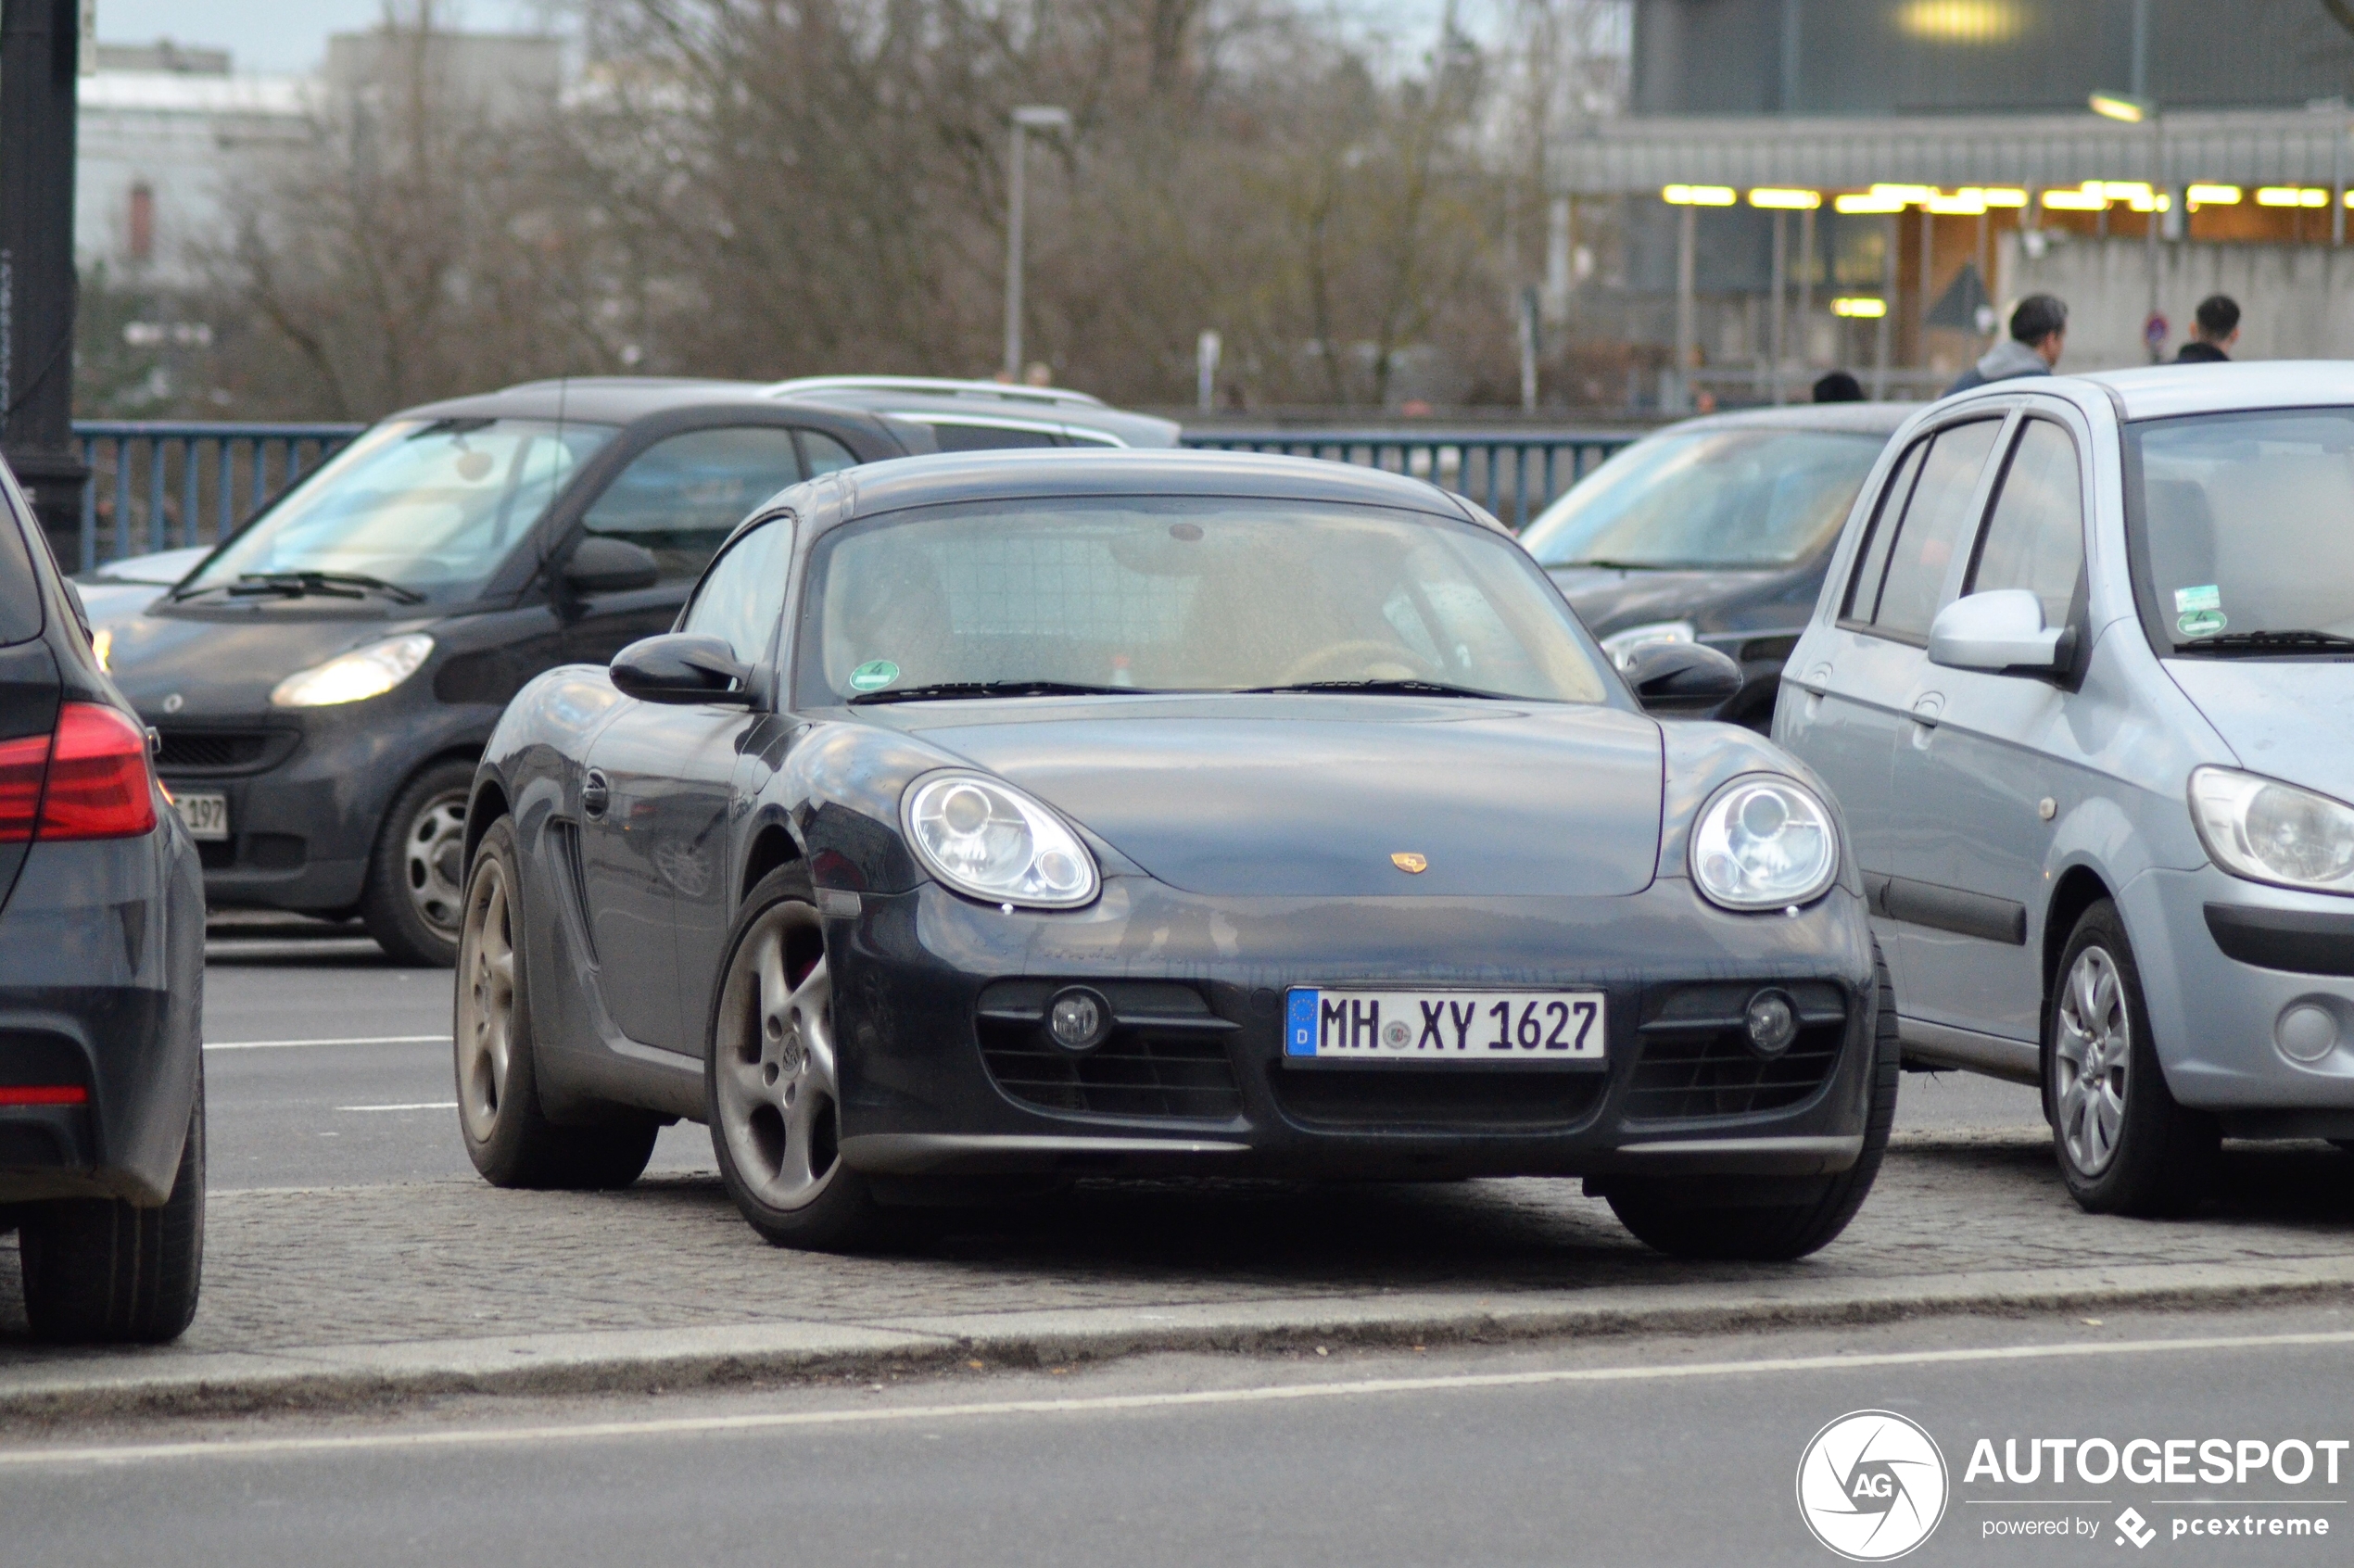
72,422,363,571
66,421,1639,568
1176,430,1638,529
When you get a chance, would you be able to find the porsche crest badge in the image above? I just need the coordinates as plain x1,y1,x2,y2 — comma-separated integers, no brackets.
1390,852,1428,874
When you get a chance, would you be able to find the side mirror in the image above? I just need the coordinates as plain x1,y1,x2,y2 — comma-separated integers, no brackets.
1621,640,1743,716
610,633,753,705
1928,589,2069,674
563,536,660,595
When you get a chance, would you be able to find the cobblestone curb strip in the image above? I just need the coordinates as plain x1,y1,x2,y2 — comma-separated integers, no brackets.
6,1255,2354,1423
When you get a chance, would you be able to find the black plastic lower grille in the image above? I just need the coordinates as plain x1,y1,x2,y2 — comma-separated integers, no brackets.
1272,1068,1605,1132
1625,980,1848,1121
154,729,286,773
977,980,1242,1121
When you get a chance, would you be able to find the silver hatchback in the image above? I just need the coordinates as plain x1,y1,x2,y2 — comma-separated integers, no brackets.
1778,362,2354,1216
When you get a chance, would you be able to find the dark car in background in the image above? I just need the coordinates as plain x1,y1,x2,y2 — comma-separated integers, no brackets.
0,460,207,1344
101,378,940,965
1519,403,1915,729
766,376,1183,450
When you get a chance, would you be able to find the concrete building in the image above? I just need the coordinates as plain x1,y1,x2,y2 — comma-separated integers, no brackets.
1555,0,2354,406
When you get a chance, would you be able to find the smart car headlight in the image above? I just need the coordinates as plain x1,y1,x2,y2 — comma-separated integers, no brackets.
269,634,434,707
904,772,1099,908
1689,775,1838,911
2189,765,2354,893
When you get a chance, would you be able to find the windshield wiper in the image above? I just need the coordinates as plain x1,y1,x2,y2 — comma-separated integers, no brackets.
1560,558,1666,572
1239,678,1510,700
848,679,1144,704
2172,629,2354,657
180,570,425,605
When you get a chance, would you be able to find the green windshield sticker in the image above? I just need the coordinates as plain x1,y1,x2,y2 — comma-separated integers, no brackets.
2177,609,2228,639
848,659,900,692
2174,584,2221,613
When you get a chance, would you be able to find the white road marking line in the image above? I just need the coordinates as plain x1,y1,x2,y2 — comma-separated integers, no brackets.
204,1036,449,1052
333,1102,458,1113
6,1328,2352,1470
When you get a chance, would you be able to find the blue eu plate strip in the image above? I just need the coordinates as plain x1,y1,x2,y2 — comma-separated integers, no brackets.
1285,989,1320,1056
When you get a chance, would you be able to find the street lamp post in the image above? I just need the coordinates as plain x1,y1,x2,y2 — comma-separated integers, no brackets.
1004,105,1071,382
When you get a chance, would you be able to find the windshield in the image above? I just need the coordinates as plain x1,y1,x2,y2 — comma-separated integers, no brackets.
2128,409,2354,653
1518,427,1886,571
797,498,1610,705
180,418,614,605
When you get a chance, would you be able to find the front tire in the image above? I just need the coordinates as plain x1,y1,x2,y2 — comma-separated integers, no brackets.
2046,900,2217,1216
707,865,891,1251
455,816,658,1190
1607,942,1899,1261
20,1078,206,1344
361,759,477,966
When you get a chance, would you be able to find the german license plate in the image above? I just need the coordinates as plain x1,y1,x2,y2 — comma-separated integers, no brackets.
174,791,229,841
1285,988,1605,1064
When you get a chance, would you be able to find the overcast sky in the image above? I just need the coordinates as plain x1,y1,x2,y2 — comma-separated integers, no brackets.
98,0,1463,76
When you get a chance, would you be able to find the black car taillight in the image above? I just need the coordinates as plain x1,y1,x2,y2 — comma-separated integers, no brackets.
0,703,158,843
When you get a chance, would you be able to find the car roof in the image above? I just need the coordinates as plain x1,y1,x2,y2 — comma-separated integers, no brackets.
766,376,1183,448
1642,401,1921,438
766,375,1109,410
404,376,793,425
823,448,1486,529
2070,360,2354,422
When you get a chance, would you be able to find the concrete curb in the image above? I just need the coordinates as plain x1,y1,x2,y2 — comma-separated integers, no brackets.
6,1252,2352,1422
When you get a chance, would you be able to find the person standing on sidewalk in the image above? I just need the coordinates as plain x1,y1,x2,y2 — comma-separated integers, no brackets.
2175,295,2240,362
1944,295,2068,396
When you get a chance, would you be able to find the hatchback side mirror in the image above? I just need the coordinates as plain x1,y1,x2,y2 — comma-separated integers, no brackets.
1928,589,2069,674
610,633,753,705
563,536,660,595
1621,640,1743,716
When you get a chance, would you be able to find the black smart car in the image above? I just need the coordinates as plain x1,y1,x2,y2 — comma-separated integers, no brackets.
458,449,1895,1262
0,458,206,1343
1519,403,1915,729
102,379,947,964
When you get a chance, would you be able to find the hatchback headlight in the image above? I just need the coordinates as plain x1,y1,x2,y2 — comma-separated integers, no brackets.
1690,776,1839,911
2189,766,2354,893
904,773,1099,908
270,634,434,707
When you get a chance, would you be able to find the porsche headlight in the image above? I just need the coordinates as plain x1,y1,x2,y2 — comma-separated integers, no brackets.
2190,766,2354,893
904,773,1099,908
1690,776,1838,911
269,634,434,707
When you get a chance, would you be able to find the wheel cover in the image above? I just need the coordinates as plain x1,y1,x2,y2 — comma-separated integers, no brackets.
455,854,514,1145
2054,945,2131,1177
714,902,841,1211
404,790,470,940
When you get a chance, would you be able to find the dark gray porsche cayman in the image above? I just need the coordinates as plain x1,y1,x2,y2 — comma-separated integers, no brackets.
458,450,1895,1259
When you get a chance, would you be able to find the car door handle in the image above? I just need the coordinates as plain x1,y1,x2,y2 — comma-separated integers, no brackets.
582,769,610,818
1909,696,1943,729
1795,664,1831,696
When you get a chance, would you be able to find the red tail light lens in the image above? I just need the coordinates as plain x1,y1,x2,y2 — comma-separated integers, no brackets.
0,730,45,842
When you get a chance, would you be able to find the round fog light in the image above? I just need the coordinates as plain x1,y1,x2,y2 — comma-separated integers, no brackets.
1744,991,1799,1057
2276,1002,2339,1064
1047,988,1110,1052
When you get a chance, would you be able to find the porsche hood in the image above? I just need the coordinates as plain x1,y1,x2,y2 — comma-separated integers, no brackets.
887,696,1664,898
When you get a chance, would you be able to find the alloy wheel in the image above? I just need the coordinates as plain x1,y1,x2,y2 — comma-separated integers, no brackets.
2054,944,2130,1177
404,790,470,940
455,854,514,1145
715,902,841,1211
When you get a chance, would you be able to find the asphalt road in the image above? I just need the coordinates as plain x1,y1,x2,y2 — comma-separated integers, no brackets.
201,920,2047,1192
7,1301,2351,1567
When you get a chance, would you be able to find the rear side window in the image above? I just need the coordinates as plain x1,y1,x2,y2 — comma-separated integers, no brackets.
582,426,804,584
0,492,43,645
1846,419,2002,639
1968,420,2085,630
927,423,1059,451
801,431,859,475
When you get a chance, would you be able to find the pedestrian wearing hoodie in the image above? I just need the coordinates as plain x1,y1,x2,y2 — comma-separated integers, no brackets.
1943,294,2068,396
2174,295,2239,362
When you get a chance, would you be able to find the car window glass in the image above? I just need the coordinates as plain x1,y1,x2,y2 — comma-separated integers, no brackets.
1863,419,2002,638
581,427,803,584
801,431,858,475
0,491,40,645
680,518,791,667
927,423,1060,452
1968,420,2084,630
1842,437,1927,622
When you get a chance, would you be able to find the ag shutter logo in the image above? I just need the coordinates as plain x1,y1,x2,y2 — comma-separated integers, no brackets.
1797,1410,1950,1562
